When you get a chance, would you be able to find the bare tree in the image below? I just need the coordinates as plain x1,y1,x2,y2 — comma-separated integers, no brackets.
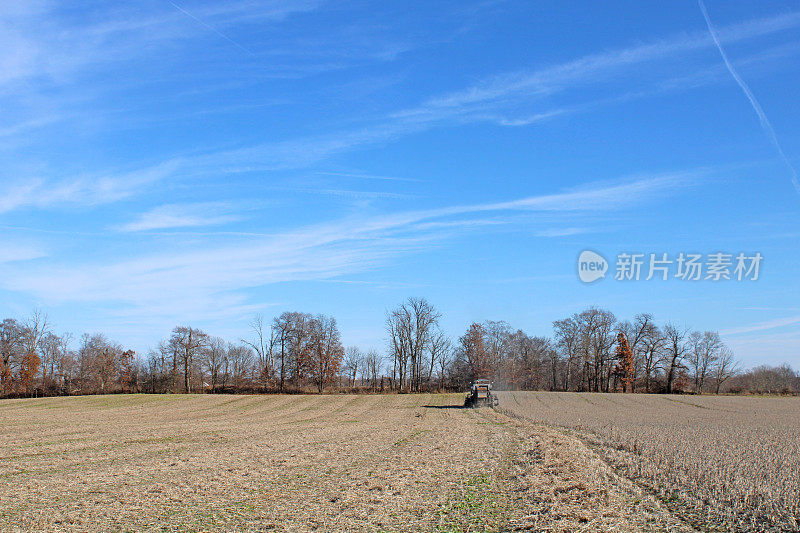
153,339,172,393
145,349,164,393
575,308,616,392
483,321,510,382
309,315,344,393
343,346,363,388
663,323,689,394
386,298,440,392
435,344,453,391
688,331,721,393
1,319,21,395
543,338,560,391
713,346,738,394
553,317,580,391
38,332,61,391
203,337,226,392
94,337,119,394
56,333,74,393
619,313,653,391
272,313,293,391
626,313,653,351
640,323,664,393
0,305,765,398
170,326,210,393
427,330,450,390
243,315,273,391
282,312,314,389
227,343,253,390
509,330,543,391
364,349,382,391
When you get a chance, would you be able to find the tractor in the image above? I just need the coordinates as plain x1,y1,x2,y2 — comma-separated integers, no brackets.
464,379,499,408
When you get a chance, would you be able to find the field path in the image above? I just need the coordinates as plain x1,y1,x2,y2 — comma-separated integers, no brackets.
1,394,695,532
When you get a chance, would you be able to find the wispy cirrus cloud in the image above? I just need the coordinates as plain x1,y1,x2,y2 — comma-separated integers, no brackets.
428,170,695,216
722,315,800,336
0,1,324,90
0,161,180,215
393,10,800,126
1,8,796,217
315,170,422,183
534,227,592,238
0,171,693,323
0,243,46,264
176,12,797,182
118,202,244,232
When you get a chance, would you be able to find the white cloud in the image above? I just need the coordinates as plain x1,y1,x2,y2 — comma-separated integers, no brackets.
0,161,180,214
118,202,243,232
0,8,794,217
0,171,691,323
0,243,45,263
721,315,800,336
429,170,694,216
534,227,590,238
495,109,570,127
393,10,800,125
0,1,323,90
315,171,422,183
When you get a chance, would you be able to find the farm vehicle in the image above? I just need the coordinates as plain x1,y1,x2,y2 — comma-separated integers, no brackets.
464,379,499,408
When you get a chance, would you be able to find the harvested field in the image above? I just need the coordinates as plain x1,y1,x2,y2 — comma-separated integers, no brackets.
498,391,800,532
1,393,699,533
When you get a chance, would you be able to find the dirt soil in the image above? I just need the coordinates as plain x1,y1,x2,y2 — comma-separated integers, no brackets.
0,394,697,532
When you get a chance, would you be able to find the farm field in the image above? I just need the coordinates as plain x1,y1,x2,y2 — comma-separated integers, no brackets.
0,393,697,533
498,391,800,532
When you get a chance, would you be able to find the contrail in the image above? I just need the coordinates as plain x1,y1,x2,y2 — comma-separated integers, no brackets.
167,0,255,56
698,0,800,197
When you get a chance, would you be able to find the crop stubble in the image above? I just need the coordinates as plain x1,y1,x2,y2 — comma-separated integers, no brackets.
0,393,695,532
498,391,800,532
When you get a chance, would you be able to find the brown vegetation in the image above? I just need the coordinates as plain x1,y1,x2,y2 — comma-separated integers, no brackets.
1,302,797,399
1,393,701,532
499,391,800,532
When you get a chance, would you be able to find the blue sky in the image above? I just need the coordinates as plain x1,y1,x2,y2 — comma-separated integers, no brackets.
1,0,799,367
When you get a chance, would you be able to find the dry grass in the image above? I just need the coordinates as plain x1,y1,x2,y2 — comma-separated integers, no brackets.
0,393,696,532
498,391,800,532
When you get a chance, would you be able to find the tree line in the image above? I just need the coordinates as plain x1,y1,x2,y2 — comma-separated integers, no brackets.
1,301,797,398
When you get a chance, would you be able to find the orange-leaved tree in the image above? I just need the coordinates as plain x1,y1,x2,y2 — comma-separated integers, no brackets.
616,332,635,393
19,351,40,395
